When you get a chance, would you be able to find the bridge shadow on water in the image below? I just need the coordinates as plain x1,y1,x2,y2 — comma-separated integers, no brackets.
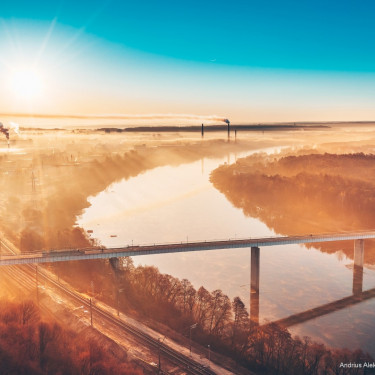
252,240,374,329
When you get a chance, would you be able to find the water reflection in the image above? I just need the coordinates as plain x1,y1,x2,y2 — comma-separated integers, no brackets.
353,265,364,295
276,287,375,328
211,152,375,264
250,246,260,327
0,147,25,154
268,244,367,327
78,149,375,355
249,238,371,330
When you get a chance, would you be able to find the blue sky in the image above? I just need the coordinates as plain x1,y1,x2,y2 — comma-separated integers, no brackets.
1,0,375,122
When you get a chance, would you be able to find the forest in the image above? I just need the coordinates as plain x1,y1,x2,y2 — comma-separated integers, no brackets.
115,257,373,374
211,152,375,262
0,300,142,375
46,256,372,375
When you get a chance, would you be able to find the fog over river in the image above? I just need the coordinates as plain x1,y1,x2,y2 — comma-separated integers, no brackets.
78,144,375,356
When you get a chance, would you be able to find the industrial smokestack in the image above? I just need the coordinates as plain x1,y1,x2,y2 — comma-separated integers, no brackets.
224,119,230,136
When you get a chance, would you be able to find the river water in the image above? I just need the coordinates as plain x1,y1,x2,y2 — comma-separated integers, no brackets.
78,140,375,356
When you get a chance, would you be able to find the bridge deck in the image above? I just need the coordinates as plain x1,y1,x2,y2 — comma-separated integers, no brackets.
1,231,375,266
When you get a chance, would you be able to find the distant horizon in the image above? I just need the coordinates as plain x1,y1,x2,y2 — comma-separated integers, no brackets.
2,112,375,126
2,1,375,123
2,113,375,131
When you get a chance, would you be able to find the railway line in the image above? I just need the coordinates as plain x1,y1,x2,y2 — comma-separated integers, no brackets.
0,237,217,375
37,268,215,375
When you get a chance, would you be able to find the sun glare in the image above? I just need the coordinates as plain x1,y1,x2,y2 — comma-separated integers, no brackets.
10,68,43,100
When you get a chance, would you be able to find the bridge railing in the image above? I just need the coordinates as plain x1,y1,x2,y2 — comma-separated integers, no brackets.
8,230,375,257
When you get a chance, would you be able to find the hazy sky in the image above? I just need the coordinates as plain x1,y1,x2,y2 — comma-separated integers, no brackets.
1,0,375,123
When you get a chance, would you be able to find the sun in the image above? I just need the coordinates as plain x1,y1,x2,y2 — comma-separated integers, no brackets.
9,68,44,100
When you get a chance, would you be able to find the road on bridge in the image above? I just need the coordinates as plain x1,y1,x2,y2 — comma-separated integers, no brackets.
1,231,375,266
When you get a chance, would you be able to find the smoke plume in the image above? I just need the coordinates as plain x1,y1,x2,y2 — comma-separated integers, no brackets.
0,112,230,124
9,122,20,134
0,123,9,140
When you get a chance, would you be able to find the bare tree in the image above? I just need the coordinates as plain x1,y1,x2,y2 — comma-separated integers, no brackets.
231,296,249,347
194,286,212,329
208,289,232,337
19,300,39,325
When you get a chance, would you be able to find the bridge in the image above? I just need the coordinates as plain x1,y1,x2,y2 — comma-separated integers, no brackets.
1,231,374,328
0,231,374,266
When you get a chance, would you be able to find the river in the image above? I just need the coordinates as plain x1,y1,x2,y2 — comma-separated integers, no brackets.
77,139,375,356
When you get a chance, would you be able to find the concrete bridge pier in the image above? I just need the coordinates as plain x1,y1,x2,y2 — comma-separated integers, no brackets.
251,247,260,293
250,246,260,327
353,239,364,295
109,257,121,316
109,257,121,271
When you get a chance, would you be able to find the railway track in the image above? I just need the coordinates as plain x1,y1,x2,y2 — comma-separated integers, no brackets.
0,237,216,375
